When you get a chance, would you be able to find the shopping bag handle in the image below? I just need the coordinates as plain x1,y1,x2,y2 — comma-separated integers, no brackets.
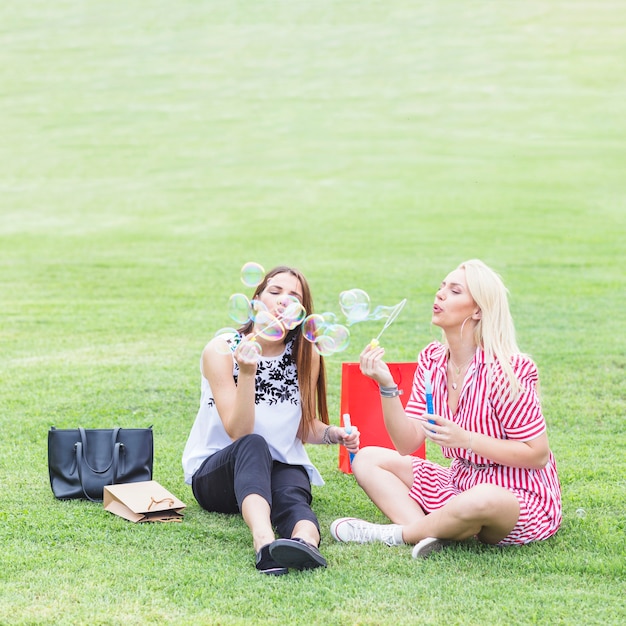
148,496,175,510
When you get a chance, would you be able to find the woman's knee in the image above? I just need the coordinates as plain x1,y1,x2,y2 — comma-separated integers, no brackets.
236,433,271,459
350,446,379,479
351,446,401,482
457,484,519,522
232,434,273,488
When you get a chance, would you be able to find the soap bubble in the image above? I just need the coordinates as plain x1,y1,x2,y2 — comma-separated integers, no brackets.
228,293,253,325
213,328,263,358
338,290,407,348
302,314,326,342
339,289,371,325
313,334,337,357
280,298,306,330
255,296,305,337
253,310,287,342
301,313,350,356
237,338,263,360
368,299,407,344
311,325,350,356
249,298,268,322
223,294,304,347
369,303,402,321
240,262,265,288
321,324,350,353
213,328,243,355
576,508,586,519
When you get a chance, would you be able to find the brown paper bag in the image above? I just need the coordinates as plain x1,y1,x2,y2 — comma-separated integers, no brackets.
103,480,186,523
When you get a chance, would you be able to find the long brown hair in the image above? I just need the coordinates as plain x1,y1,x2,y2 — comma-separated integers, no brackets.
238,266,329,439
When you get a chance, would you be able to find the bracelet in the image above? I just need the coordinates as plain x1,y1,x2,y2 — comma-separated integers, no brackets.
379,385,403,398
467,431,473,455
322,425,335,445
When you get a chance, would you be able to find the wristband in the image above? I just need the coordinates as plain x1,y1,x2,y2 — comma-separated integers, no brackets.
380,385,403,398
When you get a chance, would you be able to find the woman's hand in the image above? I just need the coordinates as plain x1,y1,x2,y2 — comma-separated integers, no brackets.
336,426,360,454
359,343,394,387
422,414,551,469
233,334,261,375
419,413,469,450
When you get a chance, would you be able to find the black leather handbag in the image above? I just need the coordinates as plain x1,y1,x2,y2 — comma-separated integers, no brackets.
48,426,153,501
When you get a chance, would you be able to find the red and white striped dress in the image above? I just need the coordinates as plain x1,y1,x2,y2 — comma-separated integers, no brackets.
405,341,562,545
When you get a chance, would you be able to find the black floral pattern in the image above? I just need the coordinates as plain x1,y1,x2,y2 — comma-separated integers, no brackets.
231,340,299,406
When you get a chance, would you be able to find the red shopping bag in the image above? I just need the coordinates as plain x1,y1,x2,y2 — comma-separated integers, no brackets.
338,362,426,474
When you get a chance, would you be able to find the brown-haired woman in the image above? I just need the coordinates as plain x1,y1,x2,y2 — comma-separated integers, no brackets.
183,266,359,574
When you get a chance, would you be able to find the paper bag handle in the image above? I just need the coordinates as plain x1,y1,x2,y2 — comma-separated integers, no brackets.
148,496,175,510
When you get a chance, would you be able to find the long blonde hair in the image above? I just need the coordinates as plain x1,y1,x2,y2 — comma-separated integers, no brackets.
238,266,329,439
457,259,523,398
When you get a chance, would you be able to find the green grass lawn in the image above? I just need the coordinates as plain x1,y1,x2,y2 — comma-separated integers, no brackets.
1,1,624,624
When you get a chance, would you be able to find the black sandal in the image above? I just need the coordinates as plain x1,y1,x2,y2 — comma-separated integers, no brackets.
269,538,327,570
256,544,288,575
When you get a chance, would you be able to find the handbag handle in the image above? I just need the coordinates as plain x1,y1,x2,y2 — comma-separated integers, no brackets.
77,427,122,473
75,428,125,501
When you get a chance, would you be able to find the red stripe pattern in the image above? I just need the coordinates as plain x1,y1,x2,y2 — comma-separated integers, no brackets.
405,342,562,544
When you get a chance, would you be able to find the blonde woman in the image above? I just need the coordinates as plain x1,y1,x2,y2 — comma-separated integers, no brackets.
331,260,561,558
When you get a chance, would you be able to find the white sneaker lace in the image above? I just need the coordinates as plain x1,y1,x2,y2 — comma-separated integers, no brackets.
347,520,398,546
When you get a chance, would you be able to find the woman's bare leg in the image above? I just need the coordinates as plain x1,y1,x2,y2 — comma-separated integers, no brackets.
352,446,426,525
241,493,276,551
291,520,321,547
402,483,520,545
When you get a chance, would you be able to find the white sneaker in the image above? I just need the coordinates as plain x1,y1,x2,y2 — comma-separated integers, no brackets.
411,537,451,559
330,517,404,546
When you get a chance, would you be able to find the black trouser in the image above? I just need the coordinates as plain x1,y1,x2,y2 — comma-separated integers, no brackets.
192,433,320,539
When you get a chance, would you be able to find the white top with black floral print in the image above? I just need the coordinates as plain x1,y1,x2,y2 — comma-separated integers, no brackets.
182,338,323,486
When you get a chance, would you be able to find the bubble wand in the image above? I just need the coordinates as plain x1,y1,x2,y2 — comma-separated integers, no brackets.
342,413,357,465
369,298,407,348
247,311,293,342
424,370,436,430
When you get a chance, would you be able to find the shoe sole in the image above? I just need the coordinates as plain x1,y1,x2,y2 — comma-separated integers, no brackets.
412,538,450,559
269,539,327,570
258,566,288,576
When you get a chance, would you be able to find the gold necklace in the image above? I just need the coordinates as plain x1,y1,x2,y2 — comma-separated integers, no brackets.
447,354,473,390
